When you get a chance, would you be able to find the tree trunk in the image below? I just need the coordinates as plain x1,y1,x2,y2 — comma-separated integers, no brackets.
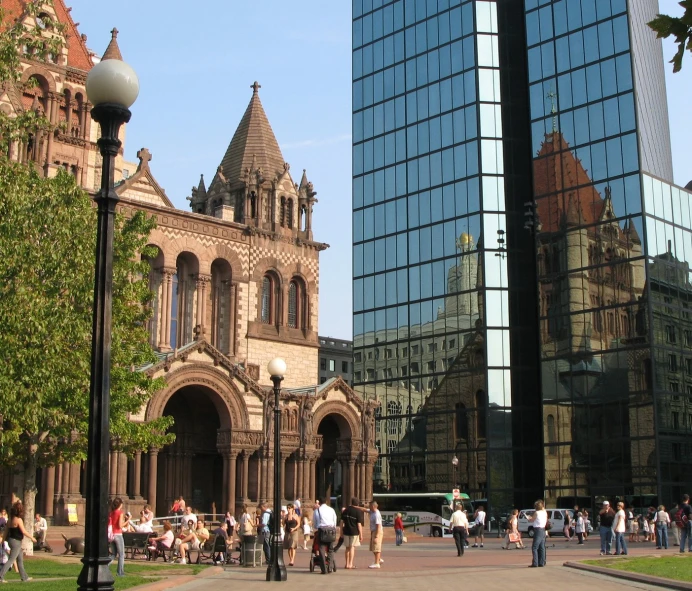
22,452,38,556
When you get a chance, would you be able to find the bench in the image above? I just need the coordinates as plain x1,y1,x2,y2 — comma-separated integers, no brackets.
189,534,217,565
122,532,151,560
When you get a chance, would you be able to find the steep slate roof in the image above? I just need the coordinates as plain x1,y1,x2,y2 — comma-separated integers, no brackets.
218,82,285,185
1,0,94,71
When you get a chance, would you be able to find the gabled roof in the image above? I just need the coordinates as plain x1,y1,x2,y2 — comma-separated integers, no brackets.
218,82,285,186
115,147,174,208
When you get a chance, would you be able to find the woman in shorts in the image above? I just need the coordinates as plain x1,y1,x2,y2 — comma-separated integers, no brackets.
283,504,300,566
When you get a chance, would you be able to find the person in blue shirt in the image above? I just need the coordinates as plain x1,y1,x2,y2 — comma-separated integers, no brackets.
258,502,272,563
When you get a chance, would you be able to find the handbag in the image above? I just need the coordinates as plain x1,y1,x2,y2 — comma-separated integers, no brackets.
402,535,408,543
317,507,337,544
508,533,520,543
107,523,115,543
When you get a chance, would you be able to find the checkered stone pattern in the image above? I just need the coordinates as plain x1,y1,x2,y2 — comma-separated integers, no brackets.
249,242,320,289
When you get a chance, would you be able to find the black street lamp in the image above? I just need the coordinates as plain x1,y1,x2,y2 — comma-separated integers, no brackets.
77,35,139,591
266,357,287,582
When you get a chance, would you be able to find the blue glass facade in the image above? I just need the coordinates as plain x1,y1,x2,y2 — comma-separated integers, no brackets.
353,0,688,511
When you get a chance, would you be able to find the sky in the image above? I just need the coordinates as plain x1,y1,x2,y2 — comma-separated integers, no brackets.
66,0,691,342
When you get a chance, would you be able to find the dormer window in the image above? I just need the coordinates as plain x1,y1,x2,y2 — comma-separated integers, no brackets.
35,14,52,30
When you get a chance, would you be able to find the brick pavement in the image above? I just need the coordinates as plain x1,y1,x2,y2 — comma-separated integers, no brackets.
131,536,670,591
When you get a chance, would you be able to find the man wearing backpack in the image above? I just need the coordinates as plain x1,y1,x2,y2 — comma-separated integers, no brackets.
679,495,692,553
258,502,273,564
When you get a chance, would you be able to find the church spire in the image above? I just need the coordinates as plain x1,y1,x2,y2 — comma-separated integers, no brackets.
101,27,123,61
217,82,285,187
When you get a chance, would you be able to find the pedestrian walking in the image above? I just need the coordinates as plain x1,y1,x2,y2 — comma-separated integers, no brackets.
472,505,486,548
451,503,469,556
574,512,586,545
680,495,692,553
394,513,404,546
527,500,547,567
109,497,130,576
599,501,615,555
368,501,383,569
502,509,524,549
613,502,628,555
563,511,572,542
0,502,35,583
655,505,670,550
341,497,364,569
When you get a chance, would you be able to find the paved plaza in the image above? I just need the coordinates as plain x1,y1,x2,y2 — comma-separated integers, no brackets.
134,536,679,591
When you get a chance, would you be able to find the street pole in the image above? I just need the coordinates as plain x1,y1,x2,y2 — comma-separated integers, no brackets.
267,358,287,581
78,34,138,591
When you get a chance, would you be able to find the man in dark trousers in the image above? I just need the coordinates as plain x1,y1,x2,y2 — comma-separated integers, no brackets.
599,501,616,555
680,494,692,553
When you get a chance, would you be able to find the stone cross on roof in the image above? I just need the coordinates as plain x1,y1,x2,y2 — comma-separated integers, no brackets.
137,147,152,170
251,81,261,94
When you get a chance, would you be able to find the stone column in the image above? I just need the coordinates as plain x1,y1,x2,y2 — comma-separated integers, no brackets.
309,458,316,502
43,466,55,517
266,453,274,505
221,452,230,511
62,461,71,498
161,267,176,350
296,457,304,500
242,451,250,500
45,93,56,166
365,462,374,503
359,462,366,502
260,456,267,502
68,461,81,497
347,459,356,505
133,451,142,498
228,452,237,512
229,283,238,356
148,448,159,514
158,268,170,349
109,451,118,497
117,452,128,498
281,283,289,328
195,274,211,338
354,462,360,503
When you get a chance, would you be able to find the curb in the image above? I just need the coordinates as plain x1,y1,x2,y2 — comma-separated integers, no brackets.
127,565,224,591
564,561,692,591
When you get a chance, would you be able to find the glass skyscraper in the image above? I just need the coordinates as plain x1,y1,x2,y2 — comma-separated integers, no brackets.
353,0,692,512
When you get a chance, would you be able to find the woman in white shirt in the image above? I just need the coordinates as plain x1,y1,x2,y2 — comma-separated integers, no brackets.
527,500,548,567
613,502,628,555
574,512,585,545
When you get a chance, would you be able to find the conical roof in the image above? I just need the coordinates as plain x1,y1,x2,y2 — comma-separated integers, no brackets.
218,82,285,185
102,27,123,61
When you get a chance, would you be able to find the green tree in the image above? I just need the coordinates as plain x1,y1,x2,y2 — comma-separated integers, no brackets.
0,0,173,545
649,1,692,72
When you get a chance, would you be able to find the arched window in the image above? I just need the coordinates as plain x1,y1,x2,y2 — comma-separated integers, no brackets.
475,390,487,439
387,401,402,435
288,281,298,328
261,276,273,324
455,403,468,440
280,197,286,227
547,414,556,455
287,198,294,229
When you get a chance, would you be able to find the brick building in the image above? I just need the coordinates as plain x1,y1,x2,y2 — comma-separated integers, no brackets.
0,2,376,520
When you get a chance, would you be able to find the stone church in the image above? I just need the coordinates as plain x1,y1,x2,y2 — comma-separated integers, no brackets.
0,1,375,520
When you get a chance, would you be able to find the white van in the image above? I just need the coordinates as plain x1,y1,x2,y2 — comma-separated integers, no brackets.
517,508,574,537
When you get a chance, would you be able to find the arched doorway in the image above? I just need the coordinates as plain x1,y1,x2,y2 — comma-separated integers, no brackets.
314,412,354,503
158,385,225,514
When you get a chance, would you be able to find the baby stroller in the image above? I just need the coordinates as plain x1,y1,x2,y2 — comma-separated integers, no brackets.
309,536,337,574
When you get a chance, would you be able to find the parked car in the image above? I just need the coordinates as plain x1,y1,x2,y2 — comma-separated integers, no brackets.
517,508,575,538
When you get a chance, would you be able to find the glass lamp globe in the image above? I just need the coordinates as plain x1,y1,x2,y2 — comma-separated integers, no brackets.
267,358,287,378
86,59,139,108
452,455,459,467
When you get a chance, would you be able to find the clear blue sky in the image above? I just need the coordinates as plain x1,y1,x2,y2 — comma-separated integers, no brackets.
68,0,690,341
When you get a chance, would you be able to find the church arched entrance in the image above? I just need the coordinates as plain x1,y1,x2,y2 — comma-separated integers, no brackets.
157,385,228,514
314,412,355,504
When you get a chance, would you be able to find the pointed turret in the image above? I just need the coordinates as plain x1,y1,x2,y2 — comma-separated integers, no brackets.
218,82,285,187
197,173,207,196
624,218,641,245
299,169,309,190
101,27,123,61
563,193,583,227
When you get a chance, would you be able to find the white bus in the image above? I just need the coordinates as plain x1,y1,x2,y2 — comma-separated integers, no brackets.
372,492,473,538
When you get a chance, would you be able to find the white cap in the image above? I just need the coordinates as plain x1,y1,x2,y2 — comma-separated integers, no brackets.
603,501,609,505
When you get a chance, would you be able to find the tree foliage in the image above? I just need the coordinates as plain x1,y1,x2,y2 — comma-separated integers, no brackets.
649,1,692,72
0,0,174,478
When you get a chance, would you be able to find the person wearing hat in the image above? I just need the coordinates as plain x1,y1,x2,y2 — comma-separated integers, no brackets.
599,501,616,555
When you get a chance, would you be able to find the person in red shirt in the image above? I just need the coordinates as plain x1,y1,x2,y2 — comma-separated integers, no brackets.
394,513,404,546
109,498,130,577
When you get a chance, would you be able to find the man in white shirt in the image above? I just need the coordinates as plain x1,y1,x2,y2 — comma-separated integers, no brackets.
368,500,383,569
314,497,337,574
472,506,486,548
450,504,469,556
183,507,197,527
34,513,48,549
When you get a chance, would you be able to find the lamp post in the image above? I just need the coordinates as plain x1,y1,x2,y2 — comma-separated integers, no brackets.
267,358,287,582
77,39,139,591
452,455,459,489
